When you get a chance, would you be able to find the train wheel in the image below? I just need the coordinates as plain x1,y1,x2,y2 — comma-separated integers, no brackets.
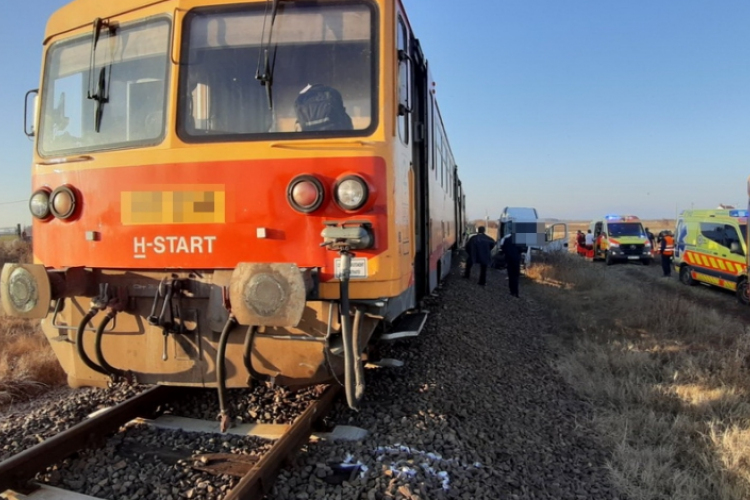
737,278,750,306
679,265,695,286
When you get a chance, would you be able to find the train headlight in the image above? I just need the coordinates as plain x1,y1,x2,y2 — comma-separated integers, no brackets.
50,185,77,219
335,176,368,211
288,175,324,213
29,189,51,219
0,264,52,319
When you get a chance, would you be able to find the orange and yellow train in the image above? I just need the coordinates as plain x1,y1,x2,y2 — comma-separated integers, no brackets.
2,0,465,420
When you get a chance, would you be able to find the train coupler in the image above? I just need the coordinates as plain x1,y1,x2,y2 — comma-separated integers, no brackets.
146,278,195,361
320,220,374,251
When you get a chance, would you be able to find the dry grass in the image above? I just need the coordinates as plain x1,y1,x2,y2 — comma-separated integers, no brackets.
0,241,65,405
527,252,750,499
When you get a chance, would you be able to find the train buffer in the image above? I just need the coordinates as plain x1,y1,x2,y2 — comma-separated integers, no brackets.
379,311,429,342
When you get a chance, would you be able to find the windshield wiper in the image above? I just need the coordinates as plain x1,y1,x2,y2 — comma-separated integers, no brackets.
86,18,115,133
255,0,281,110
92,67,108,133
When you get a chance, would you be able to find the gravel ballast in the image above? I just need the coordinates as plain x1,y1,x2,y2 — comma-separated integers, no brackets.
1,263,619,499
37,424,273,500
0,384,146,461
0,382,318,463
271,266,619,500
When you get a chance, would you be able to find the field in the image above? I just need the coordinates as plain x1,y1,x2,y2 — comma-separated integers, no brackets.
526,248,750,499
0,241,65,407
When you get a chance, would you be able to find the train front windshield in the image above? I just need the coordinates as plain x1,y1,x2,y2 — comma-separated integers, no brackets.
178,2,376,141
39,18,171,156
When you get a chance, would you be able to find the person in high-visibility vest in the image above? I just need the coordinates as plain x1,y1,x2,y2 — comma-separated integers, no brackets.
660,232,675,277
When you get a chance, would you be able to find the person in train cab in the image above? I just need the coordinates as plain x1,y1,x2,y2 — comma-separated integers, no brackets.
584,229,594,249
466,226,495,286
294,84,354,132
660,231,675,277
501,233,522,297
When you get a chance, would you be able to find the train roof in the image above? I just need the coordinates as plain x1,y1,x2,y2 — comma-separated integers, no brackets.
45,0,162,42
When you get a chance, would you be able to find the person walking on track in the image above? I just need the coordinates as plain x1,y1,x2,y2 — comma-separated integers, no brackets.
501,233,522,297
465,226,495,286
660,231,675,277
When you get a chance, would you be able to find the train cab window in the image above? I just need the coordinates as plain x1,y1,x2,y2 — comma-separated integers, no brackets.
39,18,171,156
397,17,409,145
179,2,377,141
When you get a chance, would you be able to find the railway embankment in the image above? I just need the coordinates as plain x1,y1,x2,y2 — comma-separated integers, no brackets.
270,266,617,500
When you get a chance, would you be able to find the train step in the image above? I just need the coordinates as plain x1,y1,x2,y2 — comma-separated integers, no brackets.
380,311,429,342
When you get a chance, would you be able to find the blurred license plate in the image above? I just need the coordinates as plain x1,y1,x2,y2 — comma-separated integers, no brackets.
628,256,639,260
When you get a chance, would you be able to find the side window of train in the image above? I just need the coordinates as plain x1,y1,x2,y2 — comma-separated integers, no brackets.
397,17,410,145
433,125,441,178
441,145,446,188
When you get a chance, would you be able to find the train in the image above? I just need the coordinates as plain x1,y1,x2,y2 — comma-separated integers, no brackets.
1,0,466,427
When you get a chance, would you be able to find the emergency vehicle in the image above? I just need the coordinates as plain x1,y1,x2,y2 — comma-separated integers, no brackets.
673,209,749,305
589,215,652,265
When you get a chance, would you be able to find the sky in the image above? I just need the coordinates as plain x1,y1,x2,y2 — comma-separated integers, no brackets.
0,0,748,226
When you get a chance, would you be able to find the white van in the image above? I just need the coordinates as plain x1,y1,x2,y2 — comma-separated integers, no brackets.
496,207,568,258
498,207,545,252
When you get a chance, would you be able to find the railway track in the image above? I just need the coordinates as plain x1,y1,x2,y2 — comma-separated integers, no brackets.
0,385,340,500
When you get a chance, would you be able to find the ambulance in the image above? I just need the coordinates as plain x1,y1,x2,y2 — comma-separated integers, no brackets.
673,209,749,304
589,215,652,265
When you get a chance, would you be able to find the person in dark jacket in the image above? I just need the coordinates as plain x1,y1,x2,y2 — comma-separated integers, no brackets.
660,232,674,277
501,233,522,297
466,226,495,286
463,234,475,279
645,227,655,248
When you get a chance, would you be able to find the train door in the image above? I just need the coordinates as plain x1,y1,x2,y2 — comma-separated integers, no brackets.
405,29,430,302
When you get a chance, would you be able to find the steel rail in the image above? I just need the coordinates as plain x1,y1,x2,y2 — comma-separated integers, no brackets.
225,385,341,500
0,385,178,493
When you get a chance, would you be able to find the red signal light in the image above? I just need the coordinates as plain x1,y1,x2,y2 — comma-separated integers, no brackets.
287,175,324,213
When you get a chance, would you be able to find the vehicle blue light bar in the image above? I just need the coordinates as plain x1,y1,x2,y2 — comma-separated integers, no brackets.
729,210,749,218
